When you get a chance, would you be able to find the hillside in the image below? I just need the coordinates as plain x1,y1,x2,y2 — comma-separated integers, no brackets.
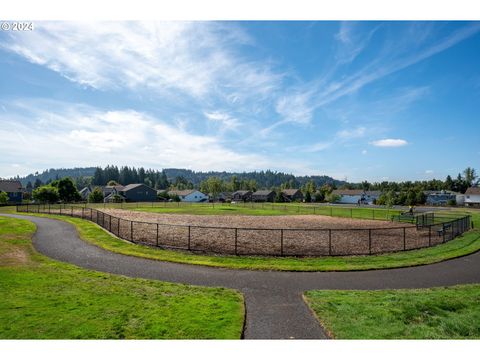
10,166,345,189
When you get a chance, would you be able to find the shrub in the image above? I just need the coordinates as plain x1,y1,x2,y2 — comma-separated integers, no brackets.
0,191,8,204
32,186,60,203
88,187,104,203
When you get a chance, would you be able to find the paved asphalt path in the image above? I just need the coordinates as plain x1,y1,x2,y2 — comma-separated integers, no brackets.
4,214,480,339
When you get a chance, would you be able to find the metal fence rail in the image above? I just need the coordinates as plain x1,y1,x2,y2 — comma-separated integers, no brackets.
17,203,472,257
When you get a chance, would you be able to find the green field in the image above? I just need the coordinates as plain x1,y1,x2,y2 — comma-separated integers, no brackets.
10,208,480,272
304,284,480,339
85,202,403,220
0,216,244,339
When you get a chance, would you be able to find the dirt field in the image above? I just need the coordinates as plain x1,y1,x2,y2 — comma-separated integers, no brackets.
30,206,449,256
94,209,438,256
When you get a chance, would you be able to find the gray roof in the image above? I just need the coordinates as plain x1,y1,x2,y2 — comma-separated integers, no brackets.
233,190,252,195
252,190,275,196
168,189,197,196
121,183,151,192
282,189,302,196
0,180,23,193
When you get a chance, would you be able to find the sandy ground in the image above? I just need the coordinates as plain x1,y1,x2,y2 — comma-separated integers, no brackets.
37,207,451,256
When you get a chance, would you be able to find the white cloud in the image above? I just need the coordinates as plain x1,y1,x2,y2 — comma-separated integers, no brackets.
0,100,270,175
0,22,282,102
425,169,434,174
370,138,408,147
275,91,314,125
336,126,366,139
361,149,367,155
335,22,380,64
204,111,240,132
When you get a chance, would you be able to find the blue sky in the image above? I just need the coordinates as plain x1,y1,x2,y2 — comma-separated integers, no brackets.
0,21,479,182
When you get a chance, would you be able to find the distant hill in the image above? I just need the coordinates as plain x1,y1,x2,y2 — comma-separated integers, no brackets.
10,166,346,189
12,167,97,186
162,169,345,188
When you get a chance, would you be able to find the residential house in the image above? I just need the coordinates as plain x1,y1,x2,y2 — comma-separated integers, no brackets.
281,189,304,202
232,190,252,202
120,184,157,202
331,189,380,205
425,190,463,206
210,192,232,203
79,185,124,201
252,190,276,202
168,189,208,202
0,180,23,203
464,187,480,207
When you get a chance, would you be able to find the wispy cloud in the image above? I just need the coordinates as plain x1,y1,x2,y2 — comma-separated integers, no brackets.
204,111,241,133
336,126,366,140
370,138,408,147
335,22,380,64
0,22,283,103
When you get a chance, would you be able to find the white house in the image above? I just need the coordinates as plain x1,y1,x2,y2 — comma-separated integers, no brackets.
331,189,381,205
168,189,208,202
464,187,480,207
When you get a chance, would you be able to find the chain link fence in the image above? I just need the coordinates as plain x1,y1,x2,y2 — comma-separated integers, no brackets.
17,203,472,257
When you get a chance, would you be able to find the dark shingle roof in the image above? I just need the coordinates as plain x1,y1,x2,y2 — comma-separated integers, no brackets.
466,187,480,195
233,190,251,196
0,180,23,193
282,189,302,196
122,184,148,192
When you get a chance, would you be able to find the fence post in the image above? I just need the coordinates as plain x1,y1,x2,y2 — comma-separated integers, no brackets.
235,228,238,255
443,224,446,243
156,223,159,247
280,229,284,256
188,226,191,251
90,208,92,220
27,203,29,212
403,227,406,250
71,206,73,217
368,229,372,255
428,225,431,247
82,207,84,219
328,229,332,256
350,208,353,218
49,204,51,214
131,221,134,242
109,215,112,232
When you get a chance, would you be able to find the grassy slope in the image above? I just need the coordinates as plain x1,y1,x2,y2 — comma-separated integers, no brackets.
304,284,480,339
0,216,244,339
10,208,480,272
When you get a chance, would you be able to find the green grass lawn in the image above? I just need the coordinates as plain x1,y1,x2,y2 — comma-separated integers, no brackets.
11,210,480,272
304,284,480,339
0,216,244,339
111,202,403,220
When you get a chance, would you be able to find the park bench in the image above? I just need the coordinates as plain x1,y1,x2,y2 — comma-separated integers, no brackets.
437,223,452,236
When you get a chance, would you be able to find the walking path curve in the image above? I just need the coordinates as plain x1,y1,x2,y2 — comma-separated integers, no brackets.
4,214,480,339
